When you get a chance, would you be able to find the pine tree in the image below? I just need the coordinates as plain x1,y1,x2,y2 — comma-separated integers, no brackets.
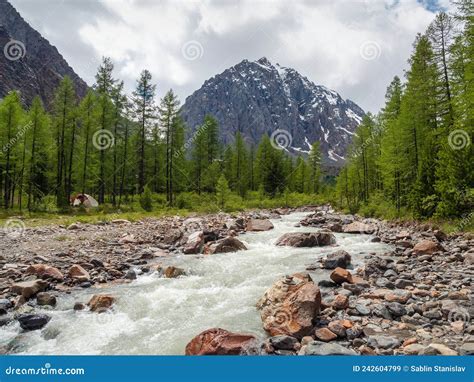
216,174,231,209
308,141,322,193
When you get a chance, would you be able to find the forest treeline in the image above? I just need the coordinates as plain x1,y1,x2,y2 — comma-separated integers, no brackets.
0,59,323,212
335,4,473,219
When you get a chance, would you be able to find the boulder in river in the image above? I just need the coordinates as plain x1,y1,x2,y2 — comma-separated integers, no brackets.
68,264,90,282
17,313,51,331
321,250,351,269
26,264,64,281
164,266,186,278
205,237,247,254
36,292,56,306
343,221,376,234
183,231,205,254
88,294,115,312
11,280,48,299
412,240,442,255
275,232,336,247
330,267,354,284
246,219,274,232
257,273,321,339
185,328,258,355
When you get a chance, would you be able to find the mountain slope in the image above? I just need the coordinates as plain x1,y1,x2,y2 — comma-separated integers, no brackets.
181,57,364,165
0,0,87,106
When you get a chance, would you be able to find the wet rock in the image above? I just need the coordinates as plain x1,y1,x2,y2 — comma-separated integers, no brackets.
343,222,376,234
328,223,343,233
300,341,356,355
17,314,51,331
330,267,353,284
367,335,401,350
275,232,336,247
68,265,90,282
246,219,274,232
11,280,48,299
88,294,115,312
0,299,12,315
26,264,64,281
36,292,56,307
206,237,247,254
318,280,337,288
321,250,351,269
185,328,257,355
124,269,137,280
257,273,321,339
315,328,337,342
73,302,86,311
183,231,205,254
269,335,299,351
164,266,186,278
413,240,442,255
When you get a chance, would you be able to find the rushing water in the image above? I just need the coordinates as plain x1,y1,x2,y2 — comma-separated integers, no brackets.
1,212,392,355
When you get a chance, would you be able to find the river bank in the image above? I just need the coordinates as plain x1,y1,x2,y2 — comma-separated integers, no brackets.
0,206,472,355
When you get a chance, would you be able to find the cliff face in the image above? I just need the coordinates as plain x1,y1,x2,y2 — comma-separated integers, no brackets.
0,0,88,106
181,57,364,166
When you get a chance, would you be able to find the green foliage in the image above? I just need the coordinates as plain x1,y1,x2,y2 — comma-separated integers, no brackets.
139,186,153,212
216,174,231,209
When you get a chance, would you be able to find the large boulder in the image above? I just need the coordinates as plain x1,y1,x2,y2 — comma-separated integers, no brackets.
343,222,376,234
26,264,64,281
185,328,257,355
17,314,51,331
330,268,353,284
11,280,48,299
88,294,115,313
68,265,90,281
183,231,205,254
246,219,274,232
321,250,351,269
412,240,442,255
256,273,321,339
275,232,336,247
206,237,247,254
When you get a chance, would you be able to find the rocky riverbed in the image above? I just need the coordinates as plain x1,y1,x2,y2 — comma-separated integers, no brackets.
0,206,472,355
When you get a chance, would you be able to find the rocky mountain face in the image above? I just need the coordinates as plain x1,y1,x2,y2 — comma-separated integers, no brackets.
181,57,365,166
0,0,87,107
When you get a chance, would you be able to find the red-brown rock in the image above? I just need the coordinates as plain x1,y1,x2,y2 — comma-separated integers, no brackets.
412,240,442,255
68,264,90,281
246,219,274,232
185,328,257,355
26,264,64,281
315,327,337,342
275,232,336,247
330,267,353,284
88,294,115,312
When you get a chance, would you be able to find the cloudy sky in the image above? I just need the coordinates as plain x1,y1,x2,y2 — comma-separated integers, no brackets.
10,0,452,112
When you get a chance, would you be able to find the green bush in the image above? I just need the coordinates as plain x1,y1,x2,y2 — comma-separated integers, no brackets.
139,186,153,212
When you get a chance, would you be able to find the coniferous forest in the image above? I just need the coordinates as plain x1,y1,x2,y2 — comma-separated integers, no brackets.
0,4,472,229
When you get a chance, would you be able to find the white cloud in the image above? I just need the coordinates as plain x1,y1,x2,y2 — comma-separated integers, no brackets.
67,0,442,111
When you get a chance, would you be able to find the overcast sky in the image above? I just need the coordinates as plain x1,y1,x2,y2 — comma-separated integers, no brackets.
10,0,452,112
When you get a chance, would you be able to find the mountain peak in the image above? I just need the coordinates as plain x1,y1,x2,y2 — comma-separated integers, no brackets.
181,58,365,166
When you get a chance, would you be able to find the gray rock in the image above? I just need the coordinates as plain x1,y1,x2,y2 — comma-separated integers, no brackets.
321,250,351,269
386,302,406,317
301,341,356,355
459,342,474,355
36,292,56,307
17,314,51,331
269,335,299,351
367,335,401,350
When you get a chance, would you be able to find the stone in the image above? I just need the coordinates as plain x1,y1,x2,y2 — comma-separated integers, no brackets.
185,328,257,355
67,223,80,230
403,344,425,355
73,302,86,311
275,232,336,247
17,314,51,331
26,264,64,281
459,342,474,356
321,250,351,269
0,299,12,314
206,237,247,254
367,335,401,350
343,222,376,234
269,335,299,351
413,240,442,255
355,304,371,316
395,279,414,289
301,341,356,355
11,280,48,299
68,264,90,282
315,328,337,342
426,343,457,356
183,231,205,254
330,267,353,284
246,219,274,232
36,292,56,306
124,269,137,280
88,294,115,312
332,294,349,310
328,320,346,337
164,266,186,278
329,223,343,233
257,273,321,339
318,280,337,288
384,290,412,304
386,302,406,317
